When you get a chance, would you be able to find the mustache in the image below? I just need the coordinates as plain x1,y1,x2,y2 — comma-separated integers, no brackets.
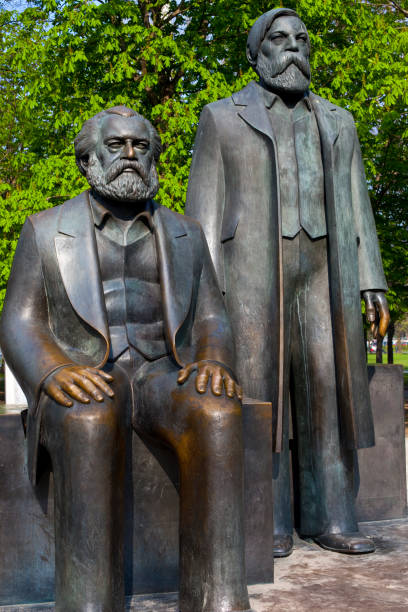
271,53,310,78
105,159,148,184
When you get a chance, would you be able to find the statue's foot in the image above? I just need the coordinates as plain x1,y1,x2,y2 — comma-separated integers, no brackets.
273,534,293,557
314,532,375,554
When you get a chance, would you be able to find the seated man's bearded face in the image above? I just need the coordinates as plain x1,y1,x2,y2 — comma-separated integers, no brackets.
85,115,160,203
256,15,311,95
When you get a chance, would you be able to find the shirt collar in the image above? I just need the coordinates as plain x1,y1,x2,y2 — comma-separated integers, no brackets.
260,83,312,111
89,192,154,229
90,195,110,228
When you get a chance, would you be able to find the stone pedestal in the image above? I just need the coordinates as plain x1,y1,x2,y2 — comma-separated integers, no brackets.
356,364,407,521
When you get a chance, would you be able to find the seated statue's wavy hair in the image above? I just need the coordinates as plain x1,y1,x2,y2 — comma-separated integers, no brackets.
74,106,162,176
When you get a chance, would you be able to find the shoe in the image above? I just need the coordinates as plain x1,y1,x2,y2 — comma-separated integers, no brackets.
314,532,375,554
273,534,293,557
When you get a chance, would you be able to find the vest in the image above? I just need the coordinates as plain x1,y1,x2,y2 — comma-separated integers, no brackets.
95,228,169,361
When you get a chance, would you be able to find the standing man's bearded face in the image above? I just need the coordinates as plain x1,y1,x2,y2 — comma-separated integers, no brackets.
256,15,311,96
85,115,159,203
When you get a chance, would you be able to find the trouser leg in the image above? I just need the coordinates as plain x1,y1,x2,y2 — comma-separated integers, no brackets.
41,373,128,612
177,393,248,612
135,366,250,612
272,235,299,536
272,407,292,535
290,232,358,536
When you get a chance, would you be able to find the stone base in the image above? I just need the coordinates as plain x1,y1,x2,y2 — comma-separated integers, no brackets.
356,365,407,521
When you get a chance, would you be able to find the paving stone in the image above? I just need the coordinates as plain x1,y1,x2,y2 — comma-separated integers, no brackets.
2,519,407,611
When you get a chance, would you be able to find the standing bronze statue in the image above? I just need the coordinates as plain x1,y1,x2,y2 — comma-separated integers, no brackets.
0,106,253,612
186,8,390,557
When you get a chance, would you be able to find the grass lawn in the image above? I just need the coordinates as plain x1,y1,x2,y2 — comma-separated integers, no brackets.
367,352,408,368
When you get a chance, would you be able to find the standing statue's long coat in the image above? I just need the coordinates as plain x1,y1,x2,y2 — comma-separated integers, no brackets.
186,81,387,452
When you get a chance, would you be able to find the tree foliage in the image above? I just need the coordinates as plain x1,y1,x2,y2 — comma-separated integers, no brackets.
0,0,407,318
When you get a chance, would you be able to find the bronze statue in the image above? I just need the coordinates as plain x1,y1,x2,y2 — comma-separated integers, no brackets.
0,106,253,612
186,8,390,557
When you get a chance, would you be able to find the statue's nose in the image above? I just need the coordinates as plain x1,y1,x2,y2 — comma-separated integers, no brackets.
123,140,136,159
285,35,299,52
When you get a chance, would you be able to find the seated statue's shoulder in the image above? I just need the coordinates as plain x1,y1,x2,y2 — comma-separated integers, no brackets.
29,191,88,225
158,204,203,237
180,212,205,235
28,191,90,243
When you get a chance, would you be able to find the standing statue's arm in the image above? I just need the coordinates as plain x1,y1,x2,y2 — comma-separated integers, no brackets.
350,123,388,294
349,120,390,338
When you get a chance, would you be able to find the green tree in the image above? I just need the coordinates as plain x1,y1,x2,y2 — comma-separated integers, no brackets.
0,0,407,318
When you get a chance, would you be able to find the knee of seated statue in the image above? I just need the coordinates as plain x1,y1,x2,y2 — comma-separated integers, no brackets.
62,398,120,431
181,391,243,449
196,392,242,420
42,394,124,452
41,364,122,433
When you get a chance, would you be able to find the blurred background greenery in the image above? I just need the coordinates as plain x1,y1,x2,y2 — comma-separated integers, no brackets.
0,0,407,328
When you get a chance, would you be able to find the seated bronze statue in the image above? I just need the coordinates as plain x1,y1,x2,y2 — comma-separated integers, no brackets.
0,106,252,612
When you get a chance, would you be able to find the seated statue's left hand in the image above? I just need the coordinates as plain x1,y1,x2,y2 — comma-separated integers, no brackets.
177,361,243,400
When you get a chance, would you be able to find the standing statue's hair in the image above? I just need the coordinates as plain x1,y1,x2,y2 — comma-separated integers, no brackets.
74,106,162,175
246,7,309,67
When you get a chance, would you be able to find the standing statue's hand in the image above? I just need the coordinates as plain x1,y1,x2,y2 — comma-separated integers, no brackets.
43,365,114,407
363,291,390,339
177,361,243,400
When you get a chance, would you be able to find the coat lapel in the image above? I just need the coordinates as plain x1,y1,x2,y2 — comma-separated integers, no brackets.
55,191,109,349
310,93,339,148
151,203,192,365
233,81,277,147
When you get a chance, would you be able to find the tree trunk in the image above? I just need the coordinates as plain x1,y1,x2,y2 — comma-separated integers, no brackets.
387,321,395,364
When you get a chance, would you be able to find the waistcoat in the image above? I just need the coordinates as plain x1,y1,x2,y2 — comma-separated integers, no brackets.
267,96,326,239
95,228,169,361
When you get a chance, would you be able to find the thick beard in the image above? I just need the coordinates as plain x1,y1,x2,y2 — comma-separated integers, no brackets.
85,153,159,203
257,53,311,96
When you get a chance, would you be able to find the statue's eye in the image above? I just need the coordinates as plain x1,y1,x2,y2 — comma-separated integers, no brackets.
136,141,149,150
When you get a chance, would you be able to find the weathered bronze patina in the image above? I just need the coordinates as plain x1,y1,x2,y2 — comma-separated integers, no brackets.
0,107,252,612
186,8,390,557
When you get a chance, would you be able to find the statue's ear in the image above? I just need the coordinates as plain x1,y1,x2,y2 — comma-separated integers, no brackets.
77,155,89,176
246,44,257,68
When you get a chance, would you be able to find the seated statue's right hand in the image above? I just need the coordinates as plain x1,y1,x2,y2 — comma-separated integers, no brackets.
42,366,114,407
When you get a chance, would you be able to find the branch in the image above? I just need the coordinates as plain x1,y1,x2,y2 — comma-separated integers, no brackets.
389,0,408,17
161,0,189,23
